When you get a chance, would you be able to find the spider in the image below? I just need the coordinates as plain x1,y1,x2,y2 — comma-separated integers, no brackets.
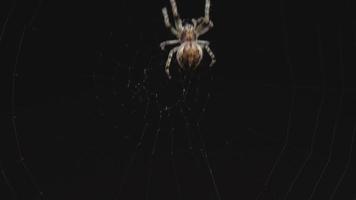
160,0,216,79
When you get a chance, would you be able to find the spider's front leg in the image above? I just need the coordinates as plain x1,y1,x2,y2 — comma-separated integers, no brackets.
204,0,211,21
162,7,178,36
169,0,183,32
196,0,213,36
196,17,214,36
165,46,179,79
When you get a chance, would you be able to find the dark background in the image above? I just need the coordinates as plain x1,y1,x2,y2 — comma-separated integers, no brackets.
2,0,356,199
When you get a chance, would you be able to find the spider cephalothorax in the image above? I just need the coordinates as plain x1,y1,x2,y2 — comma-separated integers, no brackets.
160,0,216,79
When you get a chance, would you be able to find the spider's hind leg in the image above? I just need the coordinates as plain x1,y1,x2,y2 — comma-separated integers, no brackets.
204,45,216,67
165,46,179,79
197,41,215,66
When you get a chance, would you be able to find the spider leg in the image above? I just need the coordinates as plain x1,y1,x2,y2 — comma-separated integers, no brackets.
192,18,198,28
197,40,210,46
205,0,211,21
160,40,180,50
165,46,179,79
169,0,183,32
162,7,178,36
196,17,214,36
195,0,213,36
204,45,216,67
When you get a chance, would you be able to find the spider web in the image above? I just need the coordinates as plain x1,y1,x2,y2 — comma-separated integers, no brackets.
92,1,221,199
3,0,356,200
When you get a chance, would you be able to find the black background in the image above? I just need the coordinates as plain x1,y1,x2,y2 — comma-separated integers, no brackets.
2,0,356,199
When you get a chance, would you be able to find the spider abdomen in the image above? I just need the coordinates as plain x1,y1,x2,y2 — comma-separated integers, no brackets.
177,42,203,70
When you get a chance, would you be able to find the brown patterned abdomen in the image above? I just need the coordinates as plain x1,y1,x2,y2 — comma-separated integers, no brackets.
177,42,203,70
